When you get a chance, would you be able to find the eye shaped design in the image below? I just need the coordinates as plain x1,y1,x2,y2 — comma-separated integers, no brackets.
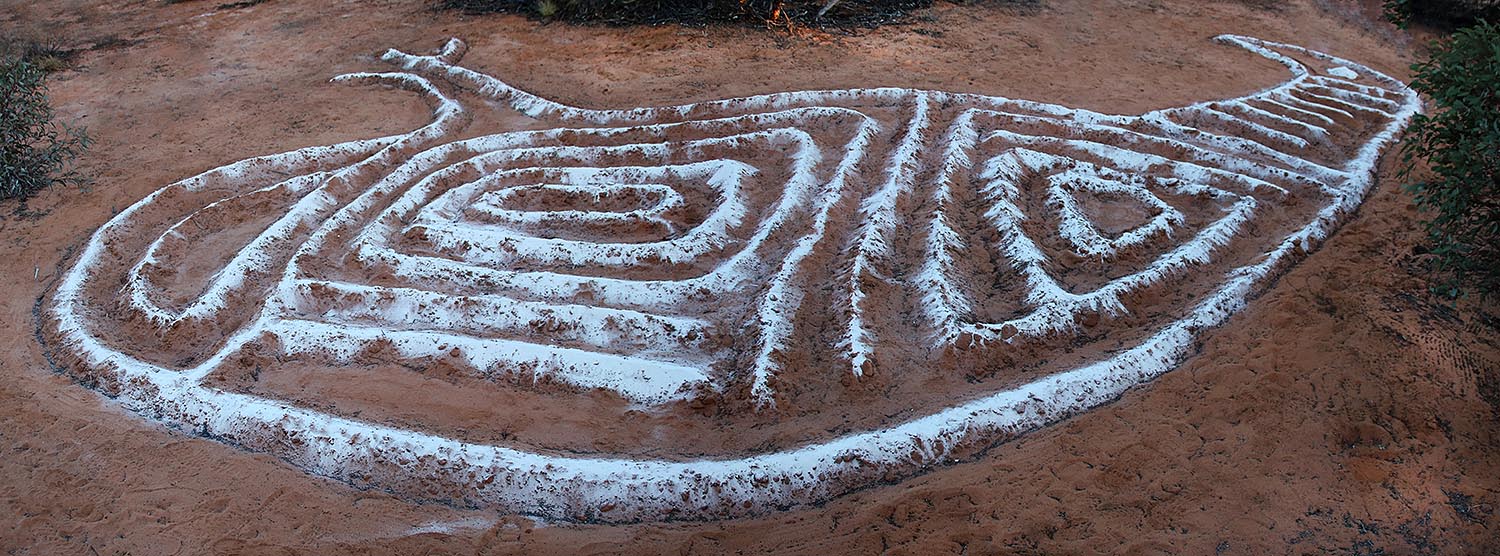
46,36,1418,522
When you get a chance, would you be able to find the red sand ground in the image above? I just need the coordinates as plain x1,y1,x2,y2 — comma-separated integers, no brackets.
2,0,1497,553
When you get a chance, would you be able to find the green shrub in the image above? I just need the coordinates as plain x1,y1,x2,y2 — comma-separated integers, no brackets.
441,0,940,26
1399,22,1500,298
1383,0,1500,29
0,38,75,74
0,55,90,201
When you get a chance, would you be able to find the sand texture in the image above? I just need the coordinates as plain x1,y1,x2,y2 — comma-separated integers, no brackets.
2,0,1497,553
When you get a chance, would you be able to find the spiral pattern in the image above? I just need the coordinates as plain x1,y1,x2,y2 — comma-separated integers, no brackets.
46,35,1419,521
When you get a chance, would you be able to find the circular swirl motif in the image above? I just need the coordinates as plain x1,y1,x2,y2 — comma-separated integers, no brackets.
45,36,1419,521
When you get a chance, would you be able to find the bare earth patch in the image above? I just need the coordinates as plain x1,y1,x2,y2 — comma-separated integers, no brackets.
2,0,1496,553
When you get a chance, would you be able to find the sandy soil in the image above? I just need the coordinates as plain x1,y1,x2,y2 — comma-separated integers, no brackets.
2,0,1497,553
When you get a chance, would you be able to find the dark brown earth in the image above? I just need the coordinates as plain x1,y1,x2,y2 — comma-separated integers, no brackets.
2,0,1497,553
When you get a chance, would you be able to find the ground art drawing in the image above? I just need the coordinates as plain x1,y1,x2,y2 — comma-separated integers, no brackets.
45,35,1419,522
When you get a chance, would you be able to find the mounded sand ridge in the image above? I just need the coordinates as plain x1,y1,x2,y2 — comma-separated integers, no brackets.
43,34,1420,522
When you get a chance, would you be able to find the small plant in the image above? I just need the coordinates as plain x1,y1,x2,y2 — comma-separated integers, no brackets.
1398,21,1500,298
1381,0,1411,27
536,0,561,18
1382,0,1500,29
442,0,940,27
0,55,90,201
0,37,76,74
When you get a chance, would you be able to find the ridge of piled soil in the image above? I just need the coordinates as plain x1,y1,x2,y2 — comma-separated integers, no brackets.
1,0,1495,553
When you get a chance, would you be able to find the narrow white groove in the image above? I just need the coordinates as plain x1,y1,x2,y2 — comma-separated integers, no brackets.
1303,81,1403,110
1259,97,1338,126
916,109,980,345
842,92,931,377
1299,90,1394,116
1275,90,1356,119
290,279,715,352
747,114,880,405
1226,100,1328,137
1195,106,1312,148
267,319,711,404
